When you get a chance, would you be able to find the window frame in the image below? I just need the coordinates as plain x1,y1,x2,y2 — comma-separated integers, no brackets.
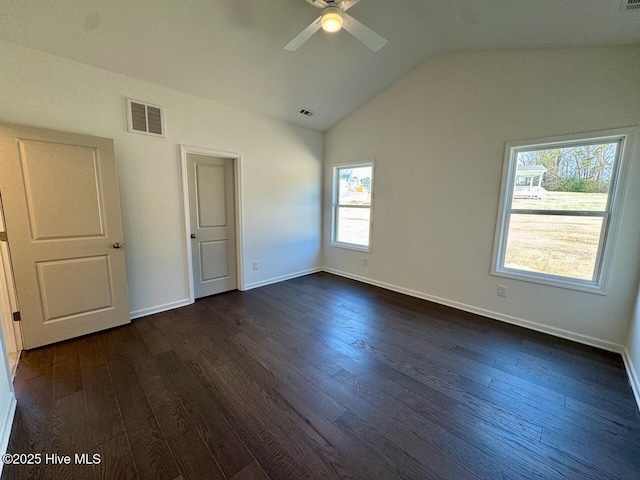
491,127,636,294
330,160,375,252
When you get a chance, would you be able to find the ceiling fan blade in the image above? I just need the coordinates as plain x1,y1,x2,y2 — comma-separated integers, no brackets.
342,12,387,52
284,16,322,51
340,0,361,11
305,0,328,8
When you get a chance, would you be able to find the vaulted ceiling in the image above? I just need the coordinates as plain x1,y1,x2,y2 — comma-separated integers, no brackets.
1,0,639,131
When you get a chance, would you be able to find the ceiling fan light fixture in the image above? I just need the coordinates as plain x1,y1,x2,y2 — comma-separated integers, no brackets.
321,7,343,32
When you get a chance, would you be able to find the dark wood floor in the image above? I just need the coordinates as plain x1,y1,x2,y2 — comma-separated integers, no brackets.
3,273,640,480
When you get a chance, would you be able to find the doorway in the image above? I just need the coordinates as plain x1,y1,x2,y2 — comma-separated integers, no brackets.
180,146,244,301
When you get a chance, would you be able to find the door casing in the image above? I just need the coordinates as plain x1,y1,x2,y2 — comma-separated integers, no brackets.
180,145,244,302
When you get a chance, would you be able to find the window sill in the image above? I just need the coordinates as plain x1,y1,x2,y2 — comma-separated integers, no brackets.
491,268,607,295
330,241,371,253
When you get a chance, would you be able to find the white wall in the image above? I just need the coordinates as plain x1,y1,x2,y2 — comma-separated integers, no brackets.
626,284,640,407
324,47,640,349
0,40,323,317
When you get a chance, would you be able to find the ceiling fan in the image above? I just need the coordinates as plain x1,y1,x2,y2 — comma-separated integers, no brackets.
284,0,387,52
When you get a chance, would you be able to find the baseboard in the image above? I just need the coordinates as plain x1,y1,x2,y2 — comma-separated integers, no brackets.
622,347,640,412
0,393,16,476
323,268,625,354
243,267,322,291
130,299,192,320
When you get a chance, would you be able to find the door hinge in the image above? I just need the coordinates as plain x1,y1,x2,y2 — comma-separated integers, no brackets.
0,231,7,242
12,311,20,322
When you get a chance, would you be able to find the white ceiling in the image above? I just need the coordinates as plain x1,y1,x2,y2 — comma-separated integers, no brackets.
1,0,639,131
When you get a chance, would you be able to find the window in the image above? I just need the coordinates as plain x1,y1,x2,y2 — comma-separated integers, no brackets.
492,128,634,293
331,162,374,251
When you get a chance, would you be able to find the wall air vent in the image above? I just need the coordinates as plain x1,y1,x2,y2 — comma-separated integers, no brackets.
126,98,165,137
622,0,640,10
299,108,315,117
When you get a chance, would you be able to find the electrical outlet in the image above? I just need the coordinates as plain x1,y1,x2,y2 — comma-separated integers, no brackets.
363,258,369,266
497,285,507,297
253,261,260,270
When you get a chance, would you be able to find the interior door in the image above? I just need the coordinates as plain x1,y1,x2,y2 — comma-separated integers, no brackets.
0,123,130,349
187,153,237,298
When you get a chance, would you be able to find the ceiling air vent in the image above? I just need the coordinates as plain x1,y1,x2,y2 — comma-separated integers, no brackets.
126,98,165,137
621,0,640,10
299,108,315,117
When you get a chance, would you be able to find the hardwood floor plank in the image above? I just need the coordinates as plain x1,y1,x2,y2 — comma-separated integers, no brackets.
541,426,640,479
50,390,93,480
139,326,173,357
52,341,82,400
385,421,484,480
172,353,311,480
123,328,194,441
15,346,54,381
565,395,640,429
229,461,270,480
392,414,530,480
201,294,269,342
331,368,402,417
207,362,343,480
77,335,126,448
133,317,152,333
154,351,253,478
334,410,445,480
3,374,54,480
480,376,640,451
258,336,395,434
151,310,217,363
93,433,138,480
396,387,610,480
231,333,347,422
103,351,179,480
493,359,637,419
169,428,226,480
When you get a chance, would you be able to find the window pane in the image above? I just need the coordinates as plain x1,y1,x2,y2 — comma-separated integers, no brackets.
512,142,618,211
336,207,370,247
338,166,373,206
504,214,604,280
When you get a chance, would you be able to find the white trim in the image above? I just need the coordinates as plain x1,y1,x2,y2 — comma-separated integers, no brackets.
492,269,607,295
323,267,625,353
129,298,192,320
491,126,638,294
622,347,640,412
179,145,245,301
0,393,16,476
330,160,375,253
243,267,322,291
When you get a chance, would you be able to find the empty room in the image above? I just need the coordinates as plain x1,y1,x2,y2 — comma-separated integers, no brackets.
0,1,639,479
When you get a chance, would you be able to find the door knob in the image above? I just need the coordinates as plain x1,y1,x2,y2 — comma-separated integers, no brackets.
113,242,124,249
191,234,197,238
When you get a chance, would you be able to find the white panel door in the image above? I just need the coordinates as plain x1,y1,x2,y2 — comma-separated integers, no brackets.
0,123,130,349
187,153,237,298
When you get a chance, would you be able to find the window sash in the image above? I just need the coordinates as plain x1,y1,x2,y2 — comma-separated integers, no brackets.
500,212,610,284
